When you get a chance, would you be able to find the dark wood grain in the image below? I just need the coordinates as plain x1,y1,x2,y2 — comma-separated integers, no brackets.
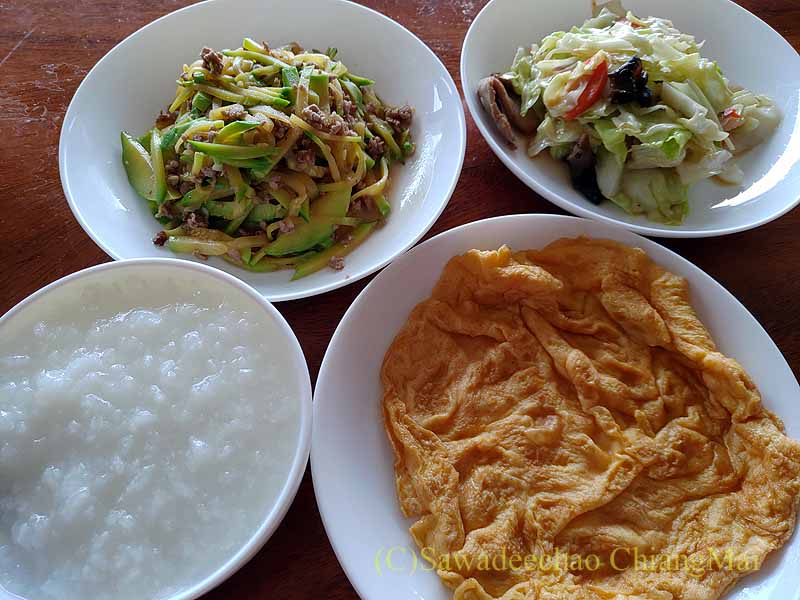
0,1,798,599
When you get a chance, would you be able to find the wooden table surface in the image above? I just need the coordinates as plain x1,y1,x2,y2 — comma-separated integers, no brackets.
1,0,799,598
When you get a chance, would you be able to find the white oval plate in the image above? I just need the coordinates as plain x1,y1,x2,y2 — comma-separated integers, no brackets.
0,258,312,600
59,0,466,302
461,0,800,238
312,214,800,600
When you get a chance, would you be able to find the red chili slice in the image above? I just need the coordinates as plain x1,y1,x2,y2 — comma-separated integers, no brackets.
564,60,609,121
723,107,742,120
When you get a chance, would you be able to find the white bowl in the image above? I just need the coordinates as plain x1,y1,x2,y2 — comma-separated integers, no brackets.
461,0,800,238
59,0,466,302
0,258,312,600
311,214,800,600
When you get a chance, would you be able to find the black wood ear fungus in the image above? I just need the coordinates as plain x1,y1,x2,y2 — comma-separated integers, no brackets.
609,56,653,107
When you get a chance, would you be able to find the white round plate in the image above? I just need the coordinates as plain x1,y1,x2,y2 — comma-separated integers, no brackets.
59,0,466,302
312,214,800,600
0,258,312,600
461,0,800,238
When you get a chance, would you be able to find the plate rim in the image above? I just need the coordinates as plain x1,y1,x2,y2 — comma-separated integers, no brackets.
58,0,467,302
459,0,800,239
311,213,800,600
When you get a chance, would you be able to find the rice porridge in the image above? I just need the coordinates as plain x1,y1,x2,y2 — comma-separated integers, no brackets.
0,265,303,600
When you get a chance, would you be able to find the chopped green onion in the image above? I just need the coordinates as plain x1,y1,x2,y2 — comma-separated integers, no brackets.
191,92,212,112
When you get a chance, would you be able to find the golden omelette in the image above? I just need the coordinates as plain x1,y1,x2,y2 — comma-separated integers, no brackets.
381,238,800,600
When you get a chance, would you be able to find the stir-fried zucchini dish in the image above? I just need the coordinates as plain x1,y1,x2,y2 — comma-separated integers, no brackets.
121,39,415,278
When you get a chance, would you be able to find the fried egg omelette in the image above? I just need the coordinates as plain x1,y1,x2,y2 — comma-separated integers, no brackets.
381,238,800,600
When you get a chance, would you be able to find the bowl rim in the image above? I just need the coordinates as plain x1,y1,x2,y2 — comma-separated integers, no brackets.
0,257,313,600
310,212,800,600
459,0,800,239
58,0,467,302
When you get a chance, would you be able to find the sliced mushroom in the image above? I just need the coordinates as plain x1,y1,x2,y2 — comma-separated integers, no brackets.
478,76,540,148
497,80,540,135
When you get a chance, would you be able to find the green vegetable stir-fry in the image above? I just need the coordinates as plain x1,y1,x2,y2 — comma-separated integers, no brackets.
121,40,415,279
